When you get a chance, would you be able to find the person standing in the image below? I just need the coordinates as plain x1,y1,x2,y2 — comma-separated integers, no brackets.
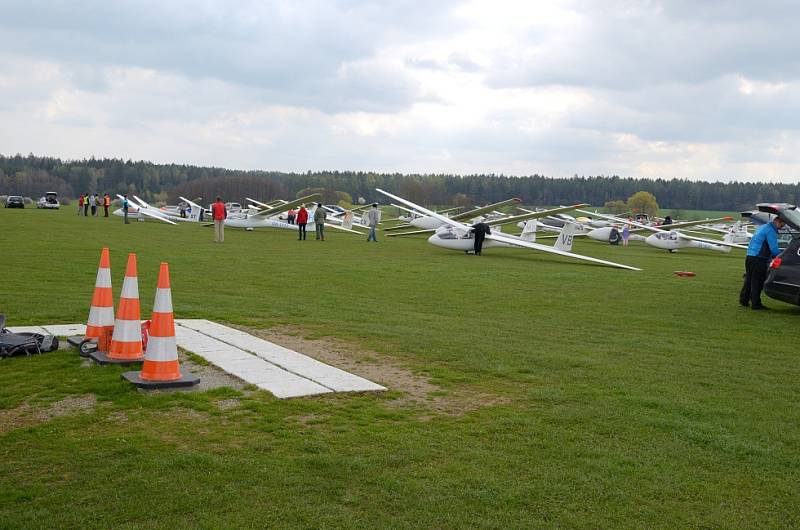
740,216,786,310
179,200,187,219
122,194,130,224
470,220,491,255
314,203,327,240
296,205,308,240
77,194,84,216
90,194,98,217
622,223,631,247
83,193,90,216
103,193,110,217
609,226,621,245
366,203,380,242
287,208,296,224
211,196,227,243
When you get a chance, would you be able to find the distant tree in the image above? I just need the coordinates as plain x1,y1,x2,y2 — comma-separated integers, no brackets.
603,200,628,214
296,186,350,205
335,191,353,207
451,193,472,208
5,153,800,210
627,191,659,218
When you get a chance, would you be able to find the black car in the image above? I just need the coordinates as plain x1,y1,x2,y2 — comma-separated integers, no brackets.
762,203,800,305
5,195,24,208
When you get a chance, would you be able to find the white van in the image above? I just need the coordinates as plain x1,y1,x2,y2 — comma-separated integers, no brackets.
36,192,60,209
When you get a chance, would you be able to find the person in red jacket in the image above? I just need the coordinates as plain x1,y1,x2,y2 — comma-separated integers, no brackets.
296,204,308,240
211,196,227,243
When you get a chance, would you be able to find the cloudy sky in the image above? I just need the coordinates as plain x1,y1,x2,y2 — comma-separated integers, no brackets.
1,0,798,182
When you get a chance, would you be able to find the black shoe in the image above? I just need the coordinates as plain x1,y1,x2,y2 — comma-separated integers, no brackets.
739,301,749,307
752,305,770,311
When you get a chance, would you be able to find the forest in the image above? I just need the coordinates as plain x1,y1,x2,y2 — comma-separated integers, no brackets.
1,153,798,210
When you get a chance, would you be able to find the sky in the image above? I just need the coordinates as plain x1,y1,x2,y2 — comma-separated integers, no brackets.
1,0,799,182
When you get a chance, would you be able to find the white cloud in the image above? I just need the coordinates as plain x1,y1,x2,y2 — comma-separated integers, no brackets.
1,0,800,182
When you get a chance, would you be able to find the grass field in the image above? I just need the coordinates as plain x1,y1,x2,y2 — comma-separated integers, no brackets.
1,206,798,529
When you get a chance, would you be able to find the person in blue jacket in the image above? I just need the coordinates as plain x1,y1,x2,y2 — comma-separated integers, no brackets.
740,216,786,310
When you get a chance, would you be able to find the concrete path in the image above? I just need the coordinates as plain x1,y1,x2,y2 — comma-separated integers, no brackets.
7,324,86,335
176,319,386,394
7,320,385,399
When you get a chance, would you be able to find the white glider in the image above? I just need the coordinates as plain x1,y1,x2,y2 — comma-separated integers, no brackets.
376,189,640,271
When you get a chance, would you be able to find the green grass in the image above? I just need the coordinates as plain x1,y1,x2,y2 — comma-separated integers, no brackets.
1,207,799,529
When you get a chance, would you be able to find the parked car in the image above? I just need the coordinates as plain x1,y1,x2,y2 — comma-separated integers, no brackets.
761,203,800,305
36,191,60,209
5,196,24,208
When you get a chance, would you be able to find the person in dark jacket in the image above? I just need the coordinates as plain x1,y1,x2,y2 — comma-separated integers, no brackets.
314,203,327,240
122,195,130,224
296,205,308,240
609,226,621,245
470,221,491,255
740,217,785,310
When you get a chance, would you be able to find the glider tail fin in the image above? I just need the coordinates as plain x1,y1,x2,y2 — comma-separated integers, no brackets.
520,219,538,242
720,233,734,253
180,197,203,222
554,222,577,252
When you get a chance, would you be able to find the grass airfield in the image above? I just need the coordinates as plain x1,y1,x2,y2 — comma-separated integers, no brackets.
1,206,799,529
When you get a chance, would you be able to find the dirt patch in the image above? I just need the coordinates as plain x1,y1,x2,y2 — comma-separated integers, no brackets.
180,353,247,392
151,407,210,421
237,324,508,416
0,394,97,434
107,410,129,423
127,352,247,394
293,413,329,428
215,399,240,411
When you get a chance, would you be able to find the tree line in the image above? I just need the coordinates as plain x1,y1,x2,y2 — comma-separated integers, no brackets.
1,153,798,210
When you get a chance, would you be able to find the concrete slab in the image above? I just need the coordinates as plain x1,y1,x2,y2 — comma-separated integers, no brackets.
175,327,253,359
212,357,330,398
5,326,47,334
10,319,383,399
43,324,86,336
173,324,331,398
176,319,386,393
176,319,239,337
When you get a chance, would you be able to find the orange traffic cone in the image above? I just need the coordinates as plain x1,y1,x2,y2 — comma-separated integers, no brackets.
83,248,115,343
123,263,199,388
91,253,143,365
